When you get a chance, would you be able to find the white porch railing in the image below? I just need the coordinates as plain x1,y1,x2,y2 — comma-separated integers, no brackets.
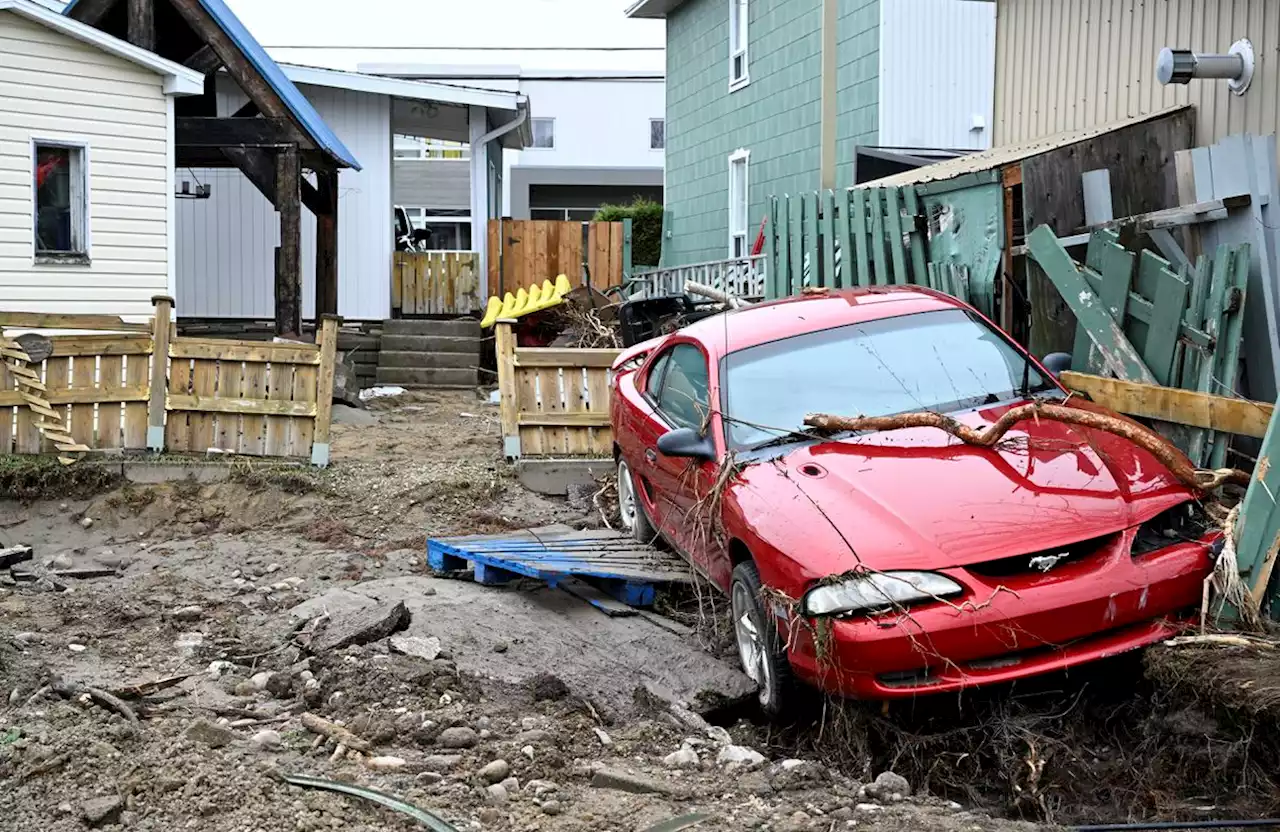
632,254,769,300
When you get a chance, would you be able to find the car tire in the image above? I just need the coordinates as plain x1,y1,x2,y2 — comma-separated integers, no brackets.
731,560,798,717
617,458,658,544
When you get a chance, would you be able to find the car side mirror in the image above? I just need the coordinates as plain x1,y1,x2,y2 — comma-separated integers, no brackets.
656,427,716,461
1041,352,1072,378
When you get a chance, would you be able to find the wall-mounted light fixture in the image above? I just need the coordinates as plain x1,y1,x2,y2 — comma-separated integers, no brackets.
1156,38,1255,95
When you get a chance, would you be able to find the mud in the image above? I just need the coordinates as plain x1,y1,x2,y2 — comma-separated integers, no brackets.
0,389,1271,830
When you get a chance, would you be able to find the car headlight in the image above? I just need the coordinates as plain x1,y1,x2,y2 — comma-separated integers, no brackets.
802,571,964,616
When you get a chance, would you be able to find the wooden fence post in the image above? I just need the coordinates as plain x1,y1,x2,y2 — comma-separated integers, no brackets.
311,314,341,467
147,295,173,452
495,320,520,459
622,218,633,287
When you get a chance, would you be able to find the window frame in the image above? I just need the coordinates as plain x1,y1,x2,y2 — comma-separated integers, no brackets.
728,0,750,91
649,118,665,151
530,118,556,150
647,342,711,433
728,148,750,259
31,137,90,265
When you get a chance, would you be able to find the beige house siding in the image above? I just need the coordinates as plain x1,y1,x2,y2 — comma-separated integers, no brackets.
995,0,1280,148
0,9,169,319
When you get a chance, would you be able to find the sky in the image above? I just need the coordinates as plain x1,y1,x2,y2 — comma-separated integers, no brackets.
222,0,665,73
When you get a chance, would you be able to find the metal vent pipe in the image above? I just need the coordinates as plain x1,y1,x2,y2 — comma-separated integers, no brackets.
1156,38,1255,94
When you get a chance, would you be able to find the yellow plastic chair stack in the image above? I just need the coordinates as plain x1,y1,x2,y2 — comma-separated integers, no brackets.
480,274,574,328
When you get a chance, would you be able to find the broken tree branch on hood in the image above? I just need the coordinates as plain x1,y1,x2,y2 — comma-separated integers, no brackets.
804,401,1250,494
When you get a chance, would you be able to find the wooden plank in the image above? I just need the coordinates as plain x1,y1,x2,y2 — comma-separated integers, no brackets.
41,356,69,454
12,359,39,453
0,312,150,333
1027,225,1156,383
557,222,579,285
1178,255,1212,391
216,358,243,453
774,196,790,296
904,186,929,287
884,186,909,285
518,368,544,456
391,251,404,314
188,359,218,453
585,367,612,456
1210,246,1253,469
868,188,889,286
495,322,520,458
850,189,871,288
165,357,193,452
518,411,612,428
46,335,152,357
123,352,148,450
149,296,174,450
239,362,267,456
1139,252,1189,387
488,218,502,298
170,338,321,365
789,195,805,294
1074,231,1135,374
804,191,819,289
169,393,316,419
1061,371,1273,438
593,222,612,291
0,362,13,454
820,189,836,288
291,361,317,459
562,367,590,455
311,315,339,465
263,362,294,456
834,191,853,290
514,349,621,369
68,355,95,448
532,221,547,288
612,221,627,287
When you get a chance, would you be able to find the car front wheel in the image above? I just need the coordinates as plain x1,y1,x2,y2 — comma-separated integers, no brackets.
617,458,657,544
731,560,798,716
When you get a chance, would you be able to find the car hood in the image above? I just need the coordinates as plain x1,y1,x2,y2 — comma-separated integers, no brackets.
730,399,1194,576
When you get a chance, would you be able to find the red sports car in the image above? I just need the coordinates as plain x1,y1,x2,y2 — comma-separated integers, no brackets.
609,286,1215,713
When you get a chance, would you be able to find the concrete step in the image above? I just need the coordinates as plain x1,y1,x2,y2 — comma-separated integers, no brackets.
379,334,480,354
375,367,478,388
377,351,476,370
382,318,480,337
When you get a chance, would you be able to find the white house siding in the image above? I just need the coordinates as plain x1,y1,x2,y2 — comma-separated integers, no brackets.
877,0,996,152
0,10,169,319
177,83,392,321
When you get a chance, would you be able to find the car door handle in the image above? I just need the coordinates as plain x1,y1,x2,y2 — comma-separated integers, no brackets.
644,448,657,464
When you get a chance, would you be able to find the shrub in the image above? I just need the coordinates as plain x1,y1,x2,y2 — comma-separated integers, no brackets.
593,197,663,267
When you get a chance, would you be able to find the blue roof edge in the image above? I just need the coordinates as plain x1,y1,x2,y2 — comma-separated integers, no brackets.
63,0,361,171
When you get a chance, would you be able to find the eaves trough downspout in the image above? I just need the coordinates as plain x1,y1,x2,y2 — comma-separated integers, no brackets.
477,97,530,148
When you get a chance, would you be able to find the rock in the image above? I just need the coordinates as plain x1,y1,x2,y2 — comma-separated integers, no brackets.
190,522,209,535
856,803,882,813
520,717,538,730
437,726,479,749
866,771,911,800
68,643,87,653
185,719,235,748
250,730,282,750
416,771,443,785
663,747,699,768
492,641,509,653
778,810,812,832
527,780,558,796
515,729,552,745
364,756,407,771
478,807,502,825
542,800,563,816
81,796,123,827
485,784,509,805
770,759,828,790
500,776,520,794
388,635,441,661
94,551,126,569
173,631,204,657
14,632,36,645
49,552,74,570
593,727,613,747
313,601,410,652
521,745,534,761
266,562,282,573
79,517,94,529
947,801,963,811
88,741,119,759
717,744,766,769
206,661,235,680
479,759,510,783
590,767,676,796
248,671,274,692
831,807,854,821
419,754,464,772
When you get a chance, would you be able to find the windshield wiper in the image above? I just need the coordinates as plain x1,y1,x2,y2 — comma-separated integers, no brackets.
750,430,821,452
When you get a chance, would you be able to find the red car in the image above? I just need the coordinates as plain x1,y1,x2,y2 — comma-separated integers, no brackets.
609,286,1215,713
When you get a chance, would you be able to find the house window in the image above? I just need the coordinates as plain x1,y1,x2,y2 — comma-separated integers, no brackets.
650,119,665,150
34,142,88,261
531,118,555,149
728,149,749,258
729,0,749,89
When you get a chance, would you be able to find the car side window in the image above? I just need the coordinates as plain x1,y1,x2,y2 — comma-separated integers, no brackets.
655,344,710,431
644,351,672,402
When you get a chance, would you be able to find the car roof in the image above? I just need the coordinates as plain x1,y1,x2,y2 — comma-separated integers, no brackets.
680,286,964,355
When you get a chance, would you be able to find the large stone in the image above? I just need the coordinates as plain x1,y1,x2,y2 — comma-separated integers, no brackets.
866,770,911,800
389,635,441,661
184,718,235,748
81,796,124,827
663,747,699,769
716,744,765,769
419,755,464,772
313,601,409,652
479,759,510,783
437,726,479,749
590,767,676,796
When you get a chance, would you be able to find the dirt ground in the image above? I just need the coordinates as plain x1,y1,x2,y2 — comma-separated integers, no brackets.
0,389,1277,831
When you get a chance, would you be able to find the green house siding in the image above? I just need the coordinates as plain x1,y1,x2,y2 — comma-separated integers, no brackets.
662,0,879,267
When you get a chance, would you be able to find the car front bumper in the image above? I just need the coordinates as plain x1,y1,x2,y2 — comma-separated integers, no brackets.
783,530,1212,699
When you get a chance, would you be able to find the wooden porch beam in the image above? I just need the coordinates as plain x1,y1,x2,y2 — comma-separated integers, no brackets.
315,170,339,317
126,0,154,51
176,117,302,147
182,45,222,74
275,145,302,338
65,0,114,25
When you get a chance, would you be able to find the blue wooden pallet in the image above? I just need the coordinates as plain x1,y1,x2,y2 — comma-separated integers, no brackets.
426,524,691,608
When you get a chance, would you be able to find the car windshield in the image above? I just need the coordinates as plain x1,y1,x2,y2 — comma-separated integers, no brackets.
722,308,1051,449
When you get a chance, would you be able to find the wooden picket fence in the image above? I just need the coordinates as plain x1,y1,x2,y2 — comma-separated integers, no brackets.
488,219,632,297
493,320,619,459
392,251,481,317
0,299,339,465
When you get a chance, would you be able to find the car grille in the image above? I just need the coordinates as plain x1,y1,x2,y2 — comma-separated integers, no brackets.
965,533,1116,579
